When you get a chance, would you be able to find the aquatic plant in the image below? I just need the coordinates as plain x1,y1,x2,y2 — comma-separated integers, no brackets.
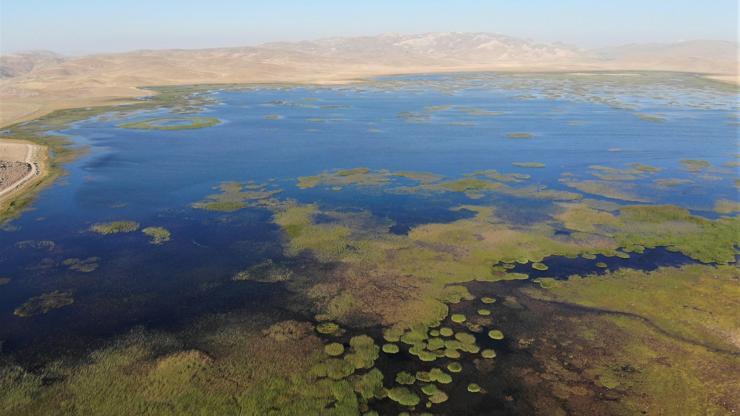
316,322,341,335
439,327,454,337
477,309,491,316
62,257,100,273
526,264,740,352
428,368,452,384
232,259,293,283
512,162,545,168
90,221,140,234
507,132,534,139
192,182,281,212
481,349,497,359
532,262,549,271
450,314,466,323
14,291,74,317
324,343,345,357
387,387,420,407
680,159,710,172
382,343,399,354
467,383,481,393
447,362,462,373
313,358,356,380
487,330,504,340
343,335,379,369
714,199,740,214
351,368,384,400
480,297,496,304
119,116,220,130
395,371,416,385
142,227,171,244
454,332,476,345
596,262,608,268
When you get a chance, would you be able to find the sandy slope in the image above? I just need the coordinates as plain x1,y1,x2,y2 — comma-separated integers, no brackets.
0,33,737,129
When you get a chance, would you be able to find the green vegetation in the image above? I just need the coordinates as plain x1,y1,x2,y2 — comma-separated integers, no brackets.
119,116,220,130
343,335,379,370
467,383,481,393
142,227,171,244
450,314,466,323
387,387,420,407
316,322,341,335
636,113,666,123
381,343,399,354
395,371,416,385
526,265,740,352
447,363,463,374
324,343,345,357
480,296,496,304
232,259,293,283
14,291,74,317
481,349,496,359
89,221,140,234
487,330,504,340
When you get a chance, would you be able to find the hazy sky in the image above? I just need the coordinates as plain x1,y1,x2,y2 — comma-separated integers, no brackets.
1,0,738,55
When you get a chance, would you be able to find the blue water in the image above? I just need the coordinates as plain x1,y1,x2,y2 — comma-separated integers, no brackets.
0,72,737,358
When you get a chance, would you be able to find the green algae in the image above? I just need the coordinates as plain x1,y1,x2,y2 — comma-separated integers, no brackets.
90,221,140,234
62,257,100,273
387,387,420,407
477,309,491,316
119,116,220,130
324,343,345,357
142,226,171,244
14,291,74,317
487,330,504,340
312,358,356,380
382,343,400,354
595,262,608,268
636,113,666,123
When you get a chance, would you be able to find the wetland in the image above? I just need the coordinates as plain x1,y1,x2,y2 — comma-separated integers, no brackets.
0,71,738,415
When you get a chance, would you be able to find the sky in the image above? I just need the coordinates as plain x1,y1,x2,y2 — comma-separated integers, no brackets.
1,0,738,55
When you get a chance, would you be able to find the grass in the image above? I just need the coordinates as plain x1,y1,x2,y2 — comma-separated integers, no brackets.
526,264,740,352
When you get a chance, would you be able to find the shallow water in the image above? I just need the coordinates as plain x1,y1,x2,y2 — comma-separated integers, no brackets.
0,72,737,412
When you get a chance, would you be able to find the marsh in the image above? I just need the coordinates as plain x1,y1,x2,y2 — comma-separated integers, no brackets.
0,72,738,415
